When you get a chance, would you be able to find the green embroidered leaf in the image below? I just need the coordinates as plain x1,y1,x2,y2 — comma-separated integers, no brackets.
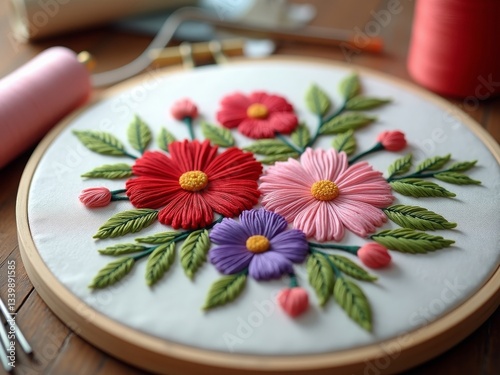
93,209,159,239
345,96,391,110
447,160,477,172
145,242,176,286
434,172,481,185
415,154,451,173
388,154,412,177
305,84,331,116
180,229,210,279
329,255,377,282
332,130,356,156
89,257,134,289
244,139,295,155
128,115,151,154
291,123,311,149
307,252,335,306
320,113,376,135
371,228,455,254
201,122,235,147
136,231,180,244
383,205,457,231
203,273,247,310
98,243,148,256
260,153,299,165
333,277,372,331
339,73,361,101
81,163,133,179
390,178,456,198
157,127,176,152
73,130,126,156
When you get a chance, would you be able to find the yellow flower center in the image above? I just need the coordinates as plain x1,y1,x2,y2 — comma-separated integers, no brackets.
311,180,340,201
247,103,269,119
246,235,270,253
179,170,208,191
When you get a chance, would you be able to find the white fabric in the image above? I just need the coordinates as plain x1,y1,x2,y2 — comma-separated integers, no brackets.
27,61,500,355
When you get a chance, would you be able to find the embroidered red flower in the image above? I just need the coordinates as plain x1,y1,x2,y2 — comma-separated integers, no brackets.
126,140,262,230
216,92,298,139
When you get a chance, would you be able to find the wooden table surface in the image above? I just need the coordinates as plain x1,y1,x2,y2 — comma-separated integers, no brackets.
0,0,498,374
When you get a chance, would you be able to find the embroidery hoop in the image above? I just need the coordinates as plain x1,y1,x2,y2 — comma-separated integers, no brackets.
17,56,500,375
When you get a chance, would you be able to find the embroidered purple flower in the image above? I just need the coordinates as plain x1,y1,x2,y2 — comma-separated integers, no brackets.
208,209,308,281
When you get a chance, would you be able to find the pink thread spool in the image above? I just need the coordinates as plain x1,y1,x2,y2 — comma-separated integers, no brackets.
0,47,91,168
408,0,500,98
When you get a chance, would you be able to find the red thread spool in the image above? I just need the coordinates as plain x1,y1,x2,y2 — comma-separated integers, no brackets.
408,0,500,98
0,47,91,168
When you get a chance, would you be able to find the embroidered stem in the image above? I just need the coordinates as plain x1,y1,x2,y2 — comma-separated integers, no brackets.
206,215,224,229
309,242,359,255
388,169,450,182
110,188,129,202
239,268,249,276
289,273,299,288
305,102,347,149
311,249,342,278
348,142,384,164
275,132,304,154
124,152,139,160
131,216,224,261
132,246,159,261
111,196,130,201
183,117,195,141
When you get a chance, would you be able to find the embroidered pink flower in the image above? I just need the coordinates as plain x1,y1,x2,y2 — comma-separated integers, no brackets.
171,98,198,120
79,187,112,208
259,148,394,241
377,130,406,151
216,92,298,139
277,287,309,318
358,243,391,268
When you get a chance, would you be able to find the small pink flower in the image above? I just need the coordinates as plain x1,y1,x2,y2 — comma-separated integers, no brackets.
79,187,112,208
358,243,391,268
277,287,309,318
377,130,407,151
171,99,198,120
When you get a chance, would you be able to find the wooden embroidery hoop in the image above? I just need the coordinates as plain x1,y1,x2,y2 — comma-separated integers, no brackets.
16,56,500,375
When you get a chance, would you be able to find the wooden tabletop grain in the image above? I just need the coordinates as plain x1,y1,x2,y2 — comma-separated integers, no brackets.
0,0,499,374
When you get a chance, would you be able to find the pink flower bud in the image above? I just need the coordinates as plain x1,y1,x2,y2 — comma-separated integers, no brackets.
377,130,407,151
171,99,198,120
277,287,309,318
79,187,112,208
358,243,391,268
